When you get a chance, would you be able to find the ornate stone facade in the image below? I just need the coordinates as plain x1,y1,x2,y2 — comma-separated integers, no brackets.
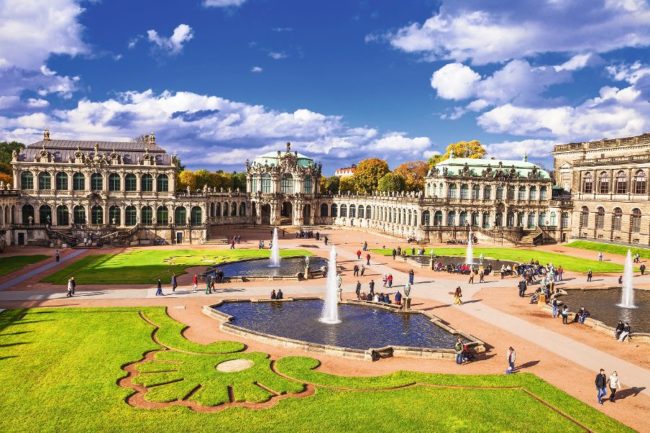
553,133,650,244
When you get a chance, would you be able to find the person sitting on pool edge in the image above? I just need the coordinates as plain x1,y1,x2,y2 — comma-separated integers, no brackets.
277,289,284,299
271,289,277,299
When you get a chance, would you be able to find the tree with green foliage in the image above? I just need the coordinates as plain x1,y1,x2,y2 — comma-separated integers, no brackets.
320,175,340,194
339,176,355,193
428,140,486,167
0,141,24,174
352,158,390,193
377,172,406,192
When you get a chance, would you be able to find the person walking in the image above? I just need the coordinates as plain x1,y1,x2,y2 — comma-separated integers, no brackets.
561,305,569,324
355,281,361,300
192,274,198,293
408,269,415,285
454,338,464,365
357,250,362,260
353,264,359,277
518,278,527,297
205,275,212,294
551,297,559,318
392,249,397,260
587,269,593,282
366,253,371,266
387,274,393,288
369,280,375,296
479,269,485,283
468,270,475,284
69,277,76,295
608,371,622,403
66,277,74,297
55,249,60,263
641,263,646,276
506,347,516,374
453,286,463,305
171,273,177,292
155,279,163,296
595,369,607,404
360,264,366,276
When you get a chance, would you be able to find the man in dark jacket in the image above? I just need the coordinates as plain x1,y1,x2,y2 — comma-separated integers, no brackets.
595,369,607,404
518,279,527,297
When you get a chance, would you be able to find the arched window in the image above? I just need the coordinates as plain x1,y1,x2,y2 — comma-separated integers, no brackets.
540,186,548,200
331,204,338,217
108,173,120,191
599,172,609,194
561,212,569,228
460,184,469,199
612,208,622,231
261,174,271,193
281,173,293,194
583,173,593,193
616,171,627,194
472,184,480,199
239,202,246,217
366,205,371,219
89,173,102,191
459,211,467,226
109,206,120,225
507,186,515,200
632,208,641,233
580,206,589,227
550,212,557,226
518,186,526,201
91,205,103,225
320,203,329,217
38,172,51,190
596,207,605,229
507,212,515,227
215,202,221,217
529,186,537,200
39,205,51,224
340,204,347,217
483,185,491,200
482,212,490,228
191,206,202,225
496,186,504,200
157,206,168,225
73,205,86,224
223,202,229,216
57,205,69,226
21,172,33,189
358,205,365,219
448,184,457,199
157,174,169,192
349,204,356,218
125,206,137,226
527,212,536,228
125,174,137,191
55,172,68,190
447,211,456,226
73,172,85,191
175,207,186,225
304,176,312,194
141,174,153,192
635,170,646,194
538,212,547,227
231,202,237,216
251,176,259,193
433,211,442,226
470,212,478,226
141,206,152,225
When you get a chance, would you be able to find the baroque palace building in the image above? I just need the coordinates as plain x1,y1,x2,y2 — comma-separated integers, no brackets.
2,129,650,249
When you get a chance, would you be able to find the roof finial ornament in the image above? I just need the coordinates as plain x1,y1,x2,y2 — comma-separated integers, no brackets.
43,128,50,141
523,152,528,162
286,142,291,153
148,132,155,146
450,149,455,159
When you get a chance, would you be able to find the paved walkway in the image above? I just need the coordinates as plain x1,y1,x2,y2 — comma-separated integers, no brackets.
1,246,648,398
0,249,86,291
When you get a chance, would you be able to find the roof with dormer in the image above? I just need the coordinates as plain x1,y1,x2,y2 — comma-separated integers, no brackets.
433,157,551,179
17,136,172,165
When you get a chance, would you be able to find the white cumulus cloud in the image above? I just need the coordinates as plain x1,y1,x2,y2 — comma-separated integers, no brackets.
147,24,194,55
430,63,480,100
203,0,247,7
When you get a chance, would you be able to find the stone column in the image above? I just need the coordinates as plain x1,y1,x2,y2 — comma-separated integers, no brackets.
120,207,126,227
136,174,141,192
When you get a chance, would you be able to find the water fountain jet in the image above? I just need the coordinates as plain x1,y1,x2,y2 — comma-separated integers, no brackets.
465,230,474,265
320,246,341,324
618,249,637,309
269,227,281,268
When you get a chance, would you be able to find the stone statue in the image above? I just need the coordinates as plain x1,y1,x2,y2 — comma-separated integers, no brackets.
186,185,190,194
404,282,411,298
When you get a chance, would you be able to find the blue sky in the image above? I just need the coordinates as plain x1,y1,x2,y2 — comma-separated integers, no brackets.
1,0,649,174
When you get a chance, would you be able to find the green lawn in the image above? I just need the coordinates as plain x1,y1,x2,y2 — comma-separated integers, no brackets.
41,249,311,285
0,255,49,277
371,247,624,273
567,240,650,259
0,307,631,433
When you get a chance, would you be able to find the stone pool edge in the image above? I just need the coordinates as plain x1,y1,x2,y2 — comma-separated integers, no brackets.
202,297,486,362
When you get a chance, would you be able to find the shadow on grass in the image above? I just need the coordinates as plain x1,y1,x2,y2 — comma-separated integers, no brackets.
0,355,18,361
0,341,31,348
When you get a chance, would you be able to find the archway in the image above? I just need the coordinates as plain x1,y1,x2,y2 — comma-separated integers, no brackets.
280,201,293,225
303,204,311,225
261,204,271,225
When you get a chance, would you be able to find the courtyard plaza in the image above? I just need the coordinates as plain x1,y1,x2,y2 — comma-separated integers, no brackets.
1,228,650,432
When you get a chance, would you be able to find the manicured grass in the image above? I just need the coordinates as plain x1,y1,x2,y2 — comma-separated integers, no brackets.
41,249,311,285
567,240,650,259
0,307,632,433
0,254,49,277
371,247,624,273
